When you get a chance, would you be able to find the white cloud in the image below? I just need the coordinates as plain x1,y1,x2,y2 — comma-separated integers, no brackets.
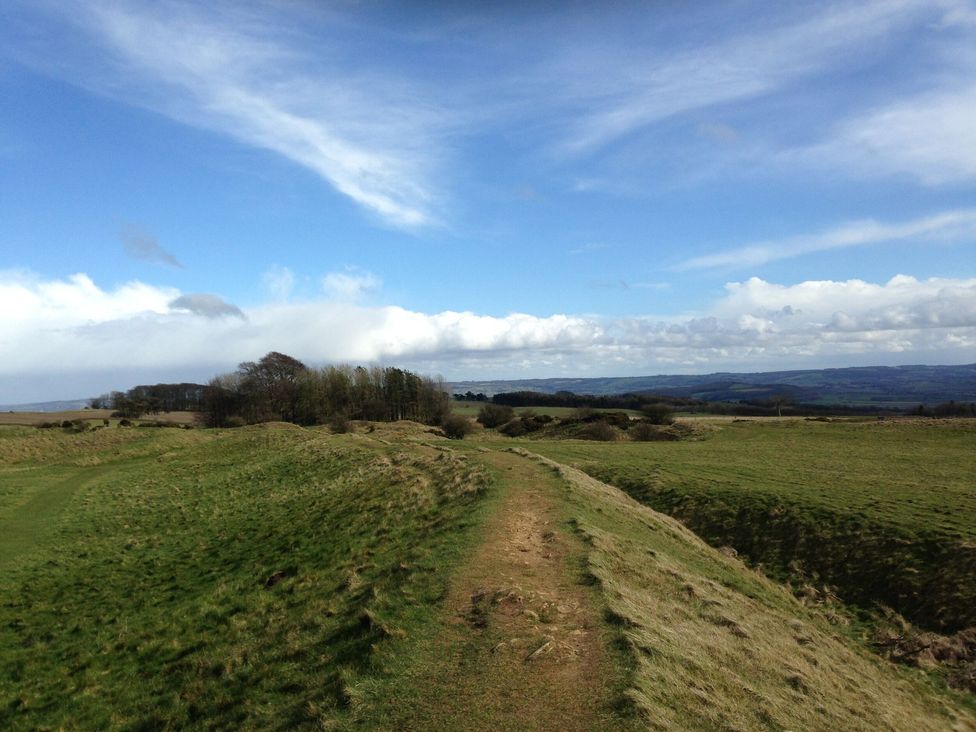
676,209,976,270
37,2,445,228
2,271,975,402
322,268,381,301
262,265,295,301
717,274,976,325
800,83,976,185
0,271,175,330
547,0,935,155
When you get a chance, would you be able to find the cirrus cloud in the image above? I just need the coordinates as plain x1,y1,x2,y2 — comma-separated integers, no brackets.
676,209,976,271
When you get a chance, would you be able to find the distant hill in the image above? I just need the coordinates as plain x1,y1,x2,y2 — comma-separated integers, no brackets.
451,363,976,406
0,399,91,413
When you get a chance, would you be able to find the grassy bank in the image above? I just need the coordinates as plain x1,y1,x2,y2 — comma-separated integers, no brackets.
517,447,974,730
0,424,492,730
525,419,976,632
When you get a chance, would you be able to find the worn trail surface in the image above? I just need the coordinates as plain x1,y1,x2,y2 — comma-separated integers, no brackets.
389,449,626,731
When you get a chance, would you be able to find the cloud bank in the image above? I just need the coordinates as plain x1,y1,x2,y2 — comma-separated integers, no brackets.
2,270,974,402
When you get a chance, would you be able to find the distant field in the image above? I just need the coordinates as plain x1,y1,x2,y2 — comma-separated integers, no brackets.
0,409,198,426
526,418,976,631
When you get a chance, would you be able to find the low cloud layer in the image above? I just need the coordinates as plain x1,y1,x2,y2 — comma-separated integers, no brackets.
2,270,975,402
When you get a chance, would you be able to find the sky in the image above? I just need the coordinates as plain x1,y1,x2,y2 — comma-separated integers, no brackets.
2,0,976,403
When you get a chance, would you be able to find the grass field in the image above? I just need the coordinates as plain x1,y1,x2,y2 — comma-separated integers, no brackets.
2,417,974,729
524,418,976,631
0,423,493,729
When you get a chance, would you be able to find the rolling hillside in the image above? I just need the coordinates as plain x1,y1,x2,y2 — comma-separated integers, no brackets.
2,420,973,729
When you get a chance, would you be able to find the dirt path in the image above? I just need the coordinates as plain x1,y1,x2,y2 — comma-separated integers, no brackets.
390,449,626,731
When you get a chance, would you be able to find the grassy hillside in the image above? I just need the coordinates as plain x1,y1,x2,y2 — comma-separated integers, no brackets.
2,419,973,730
526,418,976,632
519,448,973,730
0,424,492,730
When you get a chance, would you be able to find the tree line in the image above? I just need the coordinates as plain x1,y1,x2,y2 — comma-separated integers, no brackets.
489,390,698,410
910,401,976,418
87,352,453,429
201,352,451,428
486,389,914,417
90,383,206,417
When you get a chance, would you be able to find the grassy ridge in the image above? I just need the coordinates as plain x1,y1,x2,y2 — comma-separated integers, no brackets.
0,425,492,730
520,448,974,731
525,419,976,631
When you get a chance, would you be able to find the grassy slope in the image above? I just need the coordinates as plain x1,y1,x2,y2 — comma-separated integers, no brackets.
517,448,974,731
3,421,974,730
0,424,492,730
525,419,976,631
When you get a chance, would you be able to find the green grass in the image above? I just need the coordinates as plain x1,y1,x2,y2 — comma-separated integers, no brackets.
0,424,493,730
520,449,974,731
4,418,974,730
523,418,976,631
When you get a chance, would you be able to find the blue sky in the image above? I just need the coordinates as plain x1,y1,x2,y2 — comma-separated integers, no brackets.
2,0,976,402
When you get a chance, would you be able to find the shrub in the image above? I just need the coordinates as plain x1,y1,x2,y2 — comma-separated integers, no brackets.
328,412,350,434
572,407,595,421
629,422,664,442
499,419,527,437
601,411,632,428
118,418,133,427
641,403,675,425
580,420,617,441
441,415,473,440
477,403,515,428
